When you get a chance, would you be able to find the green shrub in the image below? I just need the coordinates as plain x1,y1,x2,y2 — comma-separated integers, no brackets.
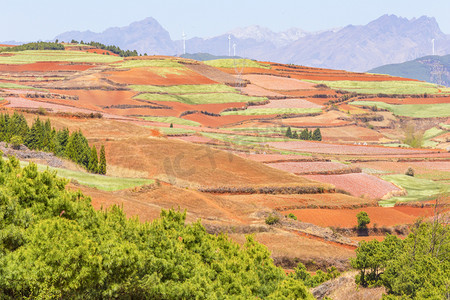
265,214,280,225
356,211,370,230
405,167,415,177
287,213,297,220
10,135,23,150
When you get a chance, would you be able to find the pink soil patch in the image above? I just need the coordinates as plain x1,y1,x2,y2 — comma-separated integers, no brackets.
248,98,322,109
304,173,402,199
267,161,350,174
48,89,140,108
243,74,316,90
86,48,119,56
266,140,437,155
241,84,285,97
169,135,214,143
235,153,314,163
406,161,450,172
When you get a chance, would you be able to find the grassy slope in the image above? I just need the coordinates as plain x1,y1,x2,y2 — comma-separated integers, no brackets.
205,59,271,69
130,84,238,94
0,50,122,64
20,161,154,191
135,93,266,104
111,59,184,69
0,82,42,90
349,101,450,118
307,80,450,95
380,174,450,207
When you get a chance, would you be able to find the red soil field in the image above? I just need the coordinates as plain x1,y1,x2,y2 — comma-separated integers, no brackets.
48,89,140,108
0,62,94,72
321,125,384,143
86,48,119,56
248,98,322,109
105,67,216,85
304,173,402,199
5,97,102,115
266,140,437,155
360,96,450,105
284,206,435,228
243,74,317,90
267,161,352,174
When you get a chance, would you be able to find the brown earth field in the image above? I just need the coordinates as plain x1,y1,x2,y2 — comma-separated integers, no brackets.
320,125,385,143
105,67,217,85
284,206,435,228
243,74,317,90
0,61,95,72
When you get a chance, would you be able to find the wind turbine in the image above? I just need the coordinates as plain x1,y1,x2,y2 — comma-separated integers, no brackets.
432,39,435,55
182,31,186,55
233,43,236,57
228,35,231,57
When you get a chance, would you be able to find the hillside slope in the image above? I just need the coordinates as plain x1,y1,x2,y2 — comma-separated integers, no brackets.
368,54,450,86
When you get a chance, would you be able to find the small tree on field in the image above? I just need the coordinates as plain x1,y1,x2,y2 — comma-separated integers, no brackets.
292,131,298,139
356,211,370,231
312,128,322,141
88,145,99,174
405,167,415,177
285,127,292,138
300,129,309,140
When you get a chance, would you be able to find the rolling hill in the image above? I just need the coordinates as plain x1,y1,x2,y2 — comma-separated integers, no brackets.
368,54,450,86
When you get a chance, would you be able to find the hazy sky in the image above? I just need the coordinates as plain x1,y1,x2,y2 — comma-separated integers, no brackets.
1,0,450,42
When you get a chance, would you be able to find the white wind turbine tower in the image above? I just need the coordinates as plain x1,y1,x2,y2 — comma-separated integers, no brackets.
233,43,236,57
228,35,231,56
182,31,187,55
432,39,435,55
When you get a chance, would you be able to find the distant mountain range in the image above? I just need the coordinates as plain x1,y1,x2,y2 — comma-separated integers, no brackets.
368,54,450,86
9,15,450,72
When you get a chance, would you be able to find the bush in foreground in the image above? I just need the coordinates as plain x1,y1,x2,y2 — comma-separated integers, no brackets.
0,156,313,299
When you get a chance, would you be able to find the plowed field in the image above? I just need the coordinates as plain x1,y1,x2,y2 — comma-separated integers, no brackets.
267,161,352,174
248,99,322,109
0,61,94,72
304,173,402,199
105,67,216,85
243,74,316,90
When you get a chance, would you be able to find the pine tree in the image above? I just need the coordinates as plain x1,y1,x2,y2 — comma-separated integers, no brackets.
300,129,309,140
55,128,70,156
88,146,99,173
25,117,43,150
292,131,298,139
98,145,106,175
312,128,322,141
285,127,292,138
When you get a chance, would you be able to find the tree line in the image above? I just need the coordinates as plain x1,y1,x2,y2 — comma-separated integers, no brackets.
70,40,140,57
285,127,322,141
0,112,106,174
0,41,65,52
0,157,316,299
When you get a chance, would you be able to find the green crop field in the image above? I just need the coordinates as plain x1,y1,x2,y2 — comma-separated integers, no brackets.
112,59,184,69
0,50,123,64
221,107,322,116
200,132,286,146
225,127,287,135
130,84,238,94
307,80,450,95
139,116,201,127
380,174,450,207
135,92,265,105
349,101,450,118
0,82,43,90
205,59,271,69
20,161,153,191
152,127,197,135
